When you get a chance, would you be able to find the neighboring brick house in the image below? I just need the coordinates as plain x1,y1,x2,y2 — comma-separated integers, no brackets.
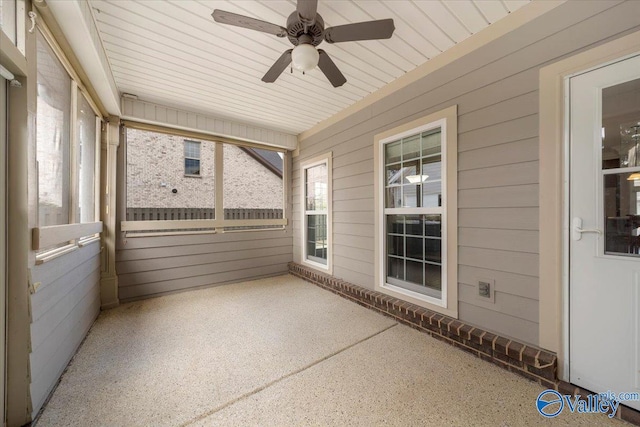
126,128,283,220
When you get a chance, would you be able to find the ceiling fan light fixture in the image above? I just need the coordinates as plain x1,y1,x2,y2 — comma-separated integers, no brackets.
291,43,319,72
212,1,395,86
406,174,428,184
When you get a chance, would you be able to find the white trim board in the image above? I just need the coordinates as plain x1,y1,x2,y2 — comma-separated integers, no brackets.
300,152,333,275
44,0,120,116
538,30,640,373
32,222,103,251
121,97,298,151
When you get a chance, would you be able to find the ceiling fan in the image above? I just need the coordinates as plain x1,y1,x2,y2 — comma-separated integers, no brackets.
211,0,395,87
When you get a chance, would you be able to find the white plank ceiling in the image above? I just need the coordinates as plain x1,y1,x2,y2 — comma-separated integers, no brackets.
89,0,530,134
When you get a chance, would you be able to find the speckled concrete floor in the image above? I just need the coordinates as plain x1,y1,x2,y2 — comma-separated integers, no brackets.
36,275,628,426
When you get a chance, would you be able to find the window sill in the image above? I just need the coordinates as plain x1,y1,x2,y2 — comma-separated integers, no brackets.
35,244,78,265
78,235,101,247
183,174,202,178
301,258,332,275
377,281,457,318
126,230,217,238
32,222,103,251
121,218,287,233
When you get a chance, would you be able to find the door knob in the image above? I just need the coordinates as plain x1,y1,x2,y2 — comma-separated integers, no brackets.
573,217,602,241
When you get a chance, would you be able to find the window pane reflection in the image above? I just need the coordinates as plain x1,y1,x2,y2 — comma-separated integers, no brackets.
307,214,328,264
602,78,640,256
605,173,640,256
385,214,442,298
384,130,442,208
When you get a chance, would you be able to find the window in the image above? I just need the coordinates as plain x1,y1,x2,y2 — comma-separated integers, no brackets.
0,0,17,44
36,30,72,227
34,28,102,256
384,129,443,299
301,153,331,272
123,126,287,233
0,0,25,54
184,140,201,176
223,144,284,231
375,106,457,316
77,93,98,223
126,128,215,222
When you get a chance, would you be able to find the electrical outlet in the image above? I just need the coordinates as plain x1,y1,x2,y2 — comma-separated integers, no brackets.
476,278,495,303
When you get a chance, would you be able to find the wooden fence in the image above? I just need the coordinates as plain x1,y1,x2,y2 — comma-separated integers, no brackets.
125,208,283,221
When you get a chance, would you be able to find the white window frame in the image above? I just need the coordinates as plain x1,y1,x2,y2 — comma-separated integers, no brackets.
0,0,26,55
300,152,332,273
374,106,458,318
32,22,103,261
184,140,201,177
120,124,289,234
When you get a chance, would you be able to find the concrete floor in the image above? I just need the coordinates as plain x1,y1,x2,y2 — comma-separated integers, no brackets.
36,275,628,426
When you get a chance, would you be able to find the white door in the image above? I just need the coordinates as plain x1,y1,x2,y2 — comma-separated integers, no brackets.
570,54,640,410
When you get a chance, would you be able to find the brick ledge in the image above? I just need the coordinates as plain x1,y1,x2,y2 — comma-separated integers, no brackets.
289,262,640,425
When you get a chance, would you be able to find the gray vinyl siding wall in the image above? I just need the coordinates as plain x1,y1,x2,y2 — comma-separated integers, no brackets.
29,242,101,415
116,229,292,301
293,0,640,346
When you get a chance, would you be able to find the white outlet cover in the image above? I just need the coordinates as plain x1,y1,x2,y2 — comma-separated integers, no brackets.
475,277,496,304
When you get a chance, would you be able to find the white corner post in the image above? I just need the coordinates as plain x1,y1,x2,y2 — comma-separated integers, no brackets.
99,115,120,308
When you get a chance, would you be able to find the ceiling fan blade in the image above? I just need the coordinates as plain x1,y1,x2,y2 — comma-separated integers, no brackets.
212,10,287,37
297,0,318,25
324,19,395,43
317,50,346,88
262,50,293,83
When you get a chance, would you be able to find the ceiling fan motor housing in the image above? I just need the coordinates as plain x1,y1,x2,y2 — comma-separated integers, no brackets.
286,12,325,46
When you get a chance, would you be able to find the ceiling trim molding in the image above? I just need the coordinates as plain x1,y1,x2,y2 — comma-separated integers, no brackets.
298,0,567,142
43,0,120,116
121,97,298,150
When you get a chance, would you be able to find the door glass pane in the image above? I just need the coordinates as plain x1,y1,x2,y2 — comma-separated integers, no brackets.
604,173,640,256
602,79,640,169
602,77,640,255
